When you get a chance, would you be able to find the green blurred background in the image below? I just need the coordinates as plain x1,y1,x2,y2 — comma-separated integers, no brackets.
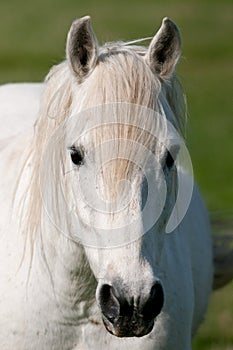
0,0,232,348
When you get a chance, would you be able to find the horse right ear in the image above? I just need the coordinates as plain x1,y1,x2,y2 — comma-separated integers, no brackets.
66,16,99,81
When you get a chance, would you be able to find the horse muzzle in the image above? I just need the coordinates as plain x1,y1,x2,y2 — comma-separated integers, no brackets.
97,281,164,337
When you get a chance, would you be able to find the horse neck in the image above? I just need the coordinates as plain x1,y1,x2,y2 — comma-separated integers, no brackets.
30,217,96,309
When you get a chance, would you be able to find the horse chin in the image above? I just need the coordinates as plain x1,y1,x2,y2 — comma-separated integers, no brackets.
102,317,154,338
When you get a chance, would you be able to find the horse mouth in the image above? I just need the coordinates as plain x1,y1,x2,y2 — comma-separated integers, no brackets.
102,316,154,338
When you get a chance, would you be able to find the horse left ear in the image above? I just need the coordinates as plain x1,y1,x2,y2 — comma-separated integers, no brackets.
66,16,99,81
145,18,181,79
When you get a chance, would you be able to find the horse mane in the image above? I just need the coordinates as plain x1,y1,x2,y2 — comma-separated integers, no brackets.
21,40,187,253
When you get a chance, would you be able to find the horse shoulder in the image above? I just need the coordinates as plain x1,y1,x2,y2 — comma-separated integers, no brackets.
0,107,35,288
0,83,44,140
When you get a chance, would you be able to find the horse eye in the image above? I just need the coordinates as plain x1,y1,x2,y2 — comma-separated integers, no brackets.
165,151,175,168
69,146,84,166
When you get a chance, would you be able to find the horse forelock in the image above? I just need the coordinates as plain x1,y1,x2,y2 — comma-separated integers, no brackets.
38,42,186,135
22,40,187,251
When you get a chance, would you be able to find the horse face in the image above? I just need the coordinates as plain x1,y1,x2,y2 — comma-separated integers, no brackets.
64,15,183,337
66,117,173,337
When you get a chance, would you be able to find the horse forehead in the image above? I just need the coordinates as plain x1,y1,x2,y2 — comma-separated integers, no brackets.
91,124,158,165
92,124,159,201
92,123,155,145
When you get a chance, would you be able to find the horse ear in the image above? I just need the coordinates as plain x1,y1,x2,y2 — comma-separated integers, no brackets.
145,18,181,79
66,16,98,81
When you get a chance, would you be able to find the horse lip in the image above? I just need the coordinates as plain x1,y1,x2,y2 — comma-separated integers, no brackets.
102,317,154,338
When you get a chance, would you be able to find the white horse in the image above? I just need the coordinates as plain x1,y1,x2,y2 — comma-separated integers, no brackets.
0,16,232,350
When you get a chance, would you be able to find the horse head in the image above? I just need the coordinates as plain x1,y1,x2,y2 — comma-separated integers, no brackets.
41,16,191,338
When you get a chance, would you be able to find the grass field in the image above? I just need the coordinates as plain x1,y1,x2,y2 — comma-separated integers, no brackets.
0,0,232,348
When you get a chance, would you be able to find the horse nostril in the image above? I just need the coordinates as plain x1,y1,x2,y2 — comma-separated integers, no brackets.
98,284,120,323
141,282,164,320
